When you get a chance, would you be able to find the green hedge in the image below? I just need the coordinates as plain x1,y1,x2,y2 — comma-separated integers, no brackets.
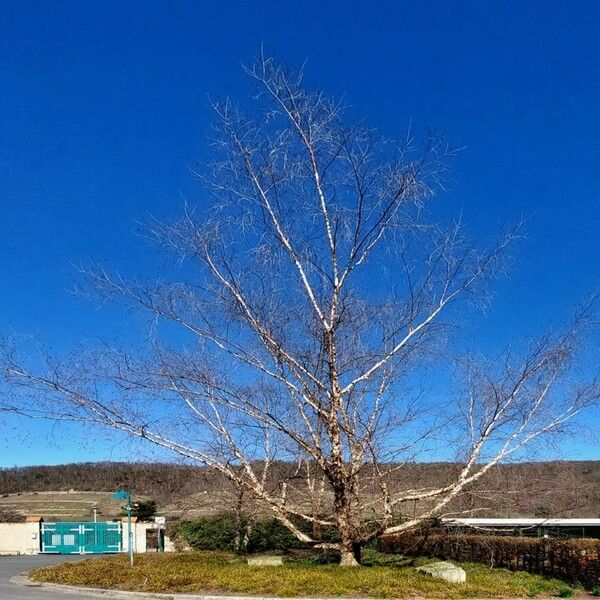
177,513,242,552
379,531,600,589
174,513,315,553
247,518,308,553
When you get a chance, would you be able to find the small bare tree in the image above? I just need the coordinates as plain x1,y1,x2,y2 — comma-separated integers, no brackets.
3,54,598,565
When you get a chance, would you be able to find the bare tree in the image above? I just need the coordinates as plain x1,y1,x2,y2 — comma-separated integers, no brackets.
2,54,598,565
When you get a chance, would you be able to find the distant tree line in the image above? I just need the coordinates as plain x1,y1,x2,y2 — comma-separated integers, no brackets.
0,462,206,500
0,460,598,518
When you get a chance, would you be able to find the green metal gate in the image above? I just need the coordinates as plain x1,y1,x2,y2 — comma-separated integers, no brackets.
41,521,122,554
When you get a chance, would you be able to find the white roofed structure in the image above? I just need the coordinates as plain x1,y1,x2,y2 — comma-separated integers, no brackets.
441,518,600,539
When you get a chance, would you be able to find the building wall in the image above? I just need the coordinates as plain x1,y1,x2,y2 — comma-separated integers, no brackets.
121,519,173,553
0,518,173,555
0,522,41,555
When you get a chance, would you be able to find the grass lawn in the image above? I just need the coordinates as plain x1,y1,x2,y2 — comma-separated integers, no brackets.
30,550,575,598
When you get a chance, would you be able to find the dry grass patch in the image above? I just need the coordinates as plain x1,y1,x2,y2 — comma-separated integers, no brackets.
31,551,572,598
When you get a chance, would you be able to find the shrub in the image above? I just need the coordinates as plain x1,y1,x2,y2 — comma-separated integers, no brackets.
585,560,600,590
247,518,307,553
558,587,574,598
177,513,242,552
380,531,600,589
591,586,600,596
175,513,315,554
132,500,157,520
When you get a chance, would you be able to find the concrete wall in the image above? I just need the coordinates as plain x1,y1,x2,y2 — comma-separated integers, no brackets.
0,521,41,555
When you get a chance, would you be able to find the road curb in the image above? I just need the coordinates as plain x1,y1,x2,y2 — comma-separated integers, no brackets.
10,574,176,599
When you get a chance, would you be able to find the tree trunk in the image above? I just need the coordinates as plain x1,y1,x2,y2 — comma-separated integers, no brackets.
339,540,362,566
338,504,362,567
331,475,361,566
353,542,362,564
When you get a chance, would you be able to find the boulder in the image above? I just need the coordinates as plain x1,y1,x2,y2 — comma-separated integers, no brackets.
247,555,284,566
416,561,467,584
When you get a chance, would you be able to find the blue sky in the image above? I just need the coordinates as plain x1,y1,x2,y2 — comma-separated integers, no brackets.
0,0,599,466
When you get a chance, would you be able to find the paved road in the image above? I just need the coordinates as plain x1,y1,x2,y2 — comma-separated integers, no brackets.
0,555,106,599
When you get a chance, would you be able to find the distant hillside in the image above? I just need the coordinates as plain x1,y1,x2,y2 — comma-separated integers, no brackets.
0,462,206,500
0,462,213,521
0,460,598,521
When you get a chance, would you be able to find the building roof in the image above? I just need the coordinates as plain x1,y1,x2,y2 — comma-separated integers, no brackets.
442,518,600,527
25,515,44,523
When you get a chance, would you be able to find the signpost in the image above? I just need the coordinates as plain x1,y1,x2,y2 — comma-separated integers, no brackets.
112,490,134,566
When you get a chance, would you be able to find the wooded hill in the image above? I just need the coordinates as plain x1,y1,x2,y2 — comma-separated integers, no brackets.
0,461,598,520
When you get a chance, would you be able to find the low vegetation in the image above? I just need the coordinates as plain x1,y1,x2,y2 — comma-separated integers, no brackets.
31,551,570,598
172,513,337,553
381,531,600,589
